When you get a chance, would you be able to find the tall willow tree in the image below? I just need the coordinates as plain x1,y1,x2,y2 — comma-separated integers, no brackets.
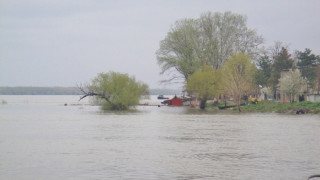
157,11,263,84
156,19,202,84
198,12,263,69
222,53,257,112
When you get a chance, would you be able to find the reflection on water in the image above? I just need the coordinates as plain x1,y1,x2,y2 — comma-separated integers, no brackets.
0,96,320,180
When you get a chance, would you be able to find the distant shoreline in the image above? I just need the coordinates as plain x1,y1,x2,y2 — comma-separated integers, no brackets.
0,87,181,96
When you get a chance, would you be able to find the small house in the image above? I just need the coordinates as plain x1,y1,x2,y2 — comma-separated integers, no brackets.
307,94,320,102
164,96,183,106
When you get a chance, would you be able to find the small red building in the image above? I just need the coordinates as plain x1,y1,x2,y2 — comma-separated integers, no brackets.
167,96,183,106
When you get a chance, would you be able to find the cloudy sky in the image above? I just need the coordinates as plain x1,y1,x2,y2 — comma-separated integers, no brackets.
0,0,319,89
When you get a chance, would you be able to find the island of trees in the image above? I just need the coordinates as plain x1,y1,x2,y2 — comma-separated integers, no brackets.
78,11,320,112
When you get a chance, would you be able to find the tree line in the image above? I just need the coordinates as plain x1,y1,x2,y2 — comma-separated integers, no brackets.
157,11,320,110
0,87,82,95
80,11,319,111
0,87,179,96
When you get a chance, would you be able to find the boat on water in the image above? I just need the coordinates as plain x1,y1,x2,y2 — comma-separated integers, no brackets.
157,95,169,100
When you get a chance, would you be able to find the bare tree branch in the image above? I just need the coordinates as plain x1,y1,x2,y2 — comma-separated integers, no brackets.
77,84,96,101
77,83,116,107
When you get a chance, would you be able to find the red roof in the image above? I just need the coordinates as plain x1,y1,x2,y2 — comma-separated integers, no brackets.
167,97,182,106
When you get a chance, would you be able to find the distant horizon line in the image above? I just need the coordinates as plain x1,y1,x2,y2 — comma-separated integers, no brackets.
0,86,180,90
0,86,182,95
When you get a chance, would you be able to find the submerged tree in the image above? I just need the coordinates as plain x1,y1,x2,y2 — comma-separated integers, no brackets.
278,69,307,103
79,72,149,110
157,11,263,84
186,65,221,110
222,53,257,112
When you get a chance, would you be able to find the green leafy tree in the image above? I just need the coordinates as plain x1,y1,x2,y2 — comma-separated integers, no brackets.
79,72,149,110
278,69,307,103
296,48,320,88
222,53,257,112
157,11,263,84
156,19,203,84
186,65,221,109
269,47,294,98
199,12,263,69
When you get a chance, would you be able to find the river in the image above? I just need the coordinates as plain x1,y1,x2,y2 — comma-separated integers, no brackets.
0,95,319,180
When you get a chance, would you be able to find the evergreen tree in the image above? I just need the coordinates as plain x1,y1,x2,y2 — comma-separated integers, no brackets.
296,48,320,88
269,47,294,98
254,55,272,87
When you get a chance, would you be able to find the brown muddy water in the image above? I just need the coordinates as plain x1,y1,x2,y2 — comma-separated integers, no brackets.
0,95,320,180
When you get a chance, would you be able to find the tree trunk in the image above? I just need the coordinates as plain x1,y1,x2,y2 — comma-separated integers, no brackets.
238,96,242,112
200,99,207,110
238,105,241,112
290,93,294,103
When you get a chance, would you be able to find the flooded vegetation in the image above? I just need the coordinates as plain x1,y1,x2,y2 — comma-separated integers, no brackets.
2,1,320,179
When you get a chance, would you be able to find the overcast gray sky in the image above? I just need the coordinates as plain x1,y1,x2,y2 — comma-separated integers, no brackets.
1,0,319,89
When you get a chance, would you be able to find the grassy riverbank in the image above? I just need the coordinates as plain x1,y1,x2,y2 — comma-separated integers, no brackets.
242,101,320,114
208,101,320,114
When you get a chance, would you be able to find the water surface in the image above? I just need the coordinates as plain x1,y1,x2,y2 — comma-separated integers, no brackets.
0,96,319,179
